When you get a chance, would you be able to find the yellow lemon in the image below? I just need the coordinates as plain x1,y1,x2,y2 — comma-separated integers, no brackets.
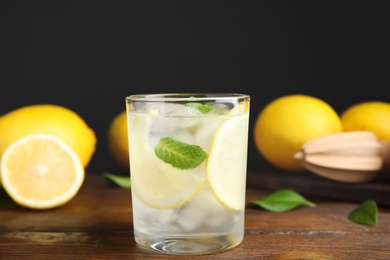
254,95,343,171
0,134,85,209
0,104,96,169
108,110,129,170
341,101,390,142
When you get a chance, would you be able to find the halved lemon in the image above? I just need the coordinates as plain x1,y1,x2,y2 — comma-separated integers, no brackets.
0,134,85,210
129,116,207,209
207,114,249,210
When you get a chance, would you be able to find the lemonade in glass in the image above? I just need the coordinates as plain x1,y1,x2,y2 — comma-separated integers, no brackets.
126,93,250,255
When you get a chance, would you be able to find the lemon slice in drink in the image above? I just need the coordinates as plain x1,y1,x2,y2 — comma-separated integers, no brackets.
0,133,85,209
129,116,206,209
207,114,249,210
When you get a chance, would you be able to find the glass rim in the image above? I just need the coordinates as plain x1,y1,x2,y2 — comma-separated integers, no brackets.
126,93,250,102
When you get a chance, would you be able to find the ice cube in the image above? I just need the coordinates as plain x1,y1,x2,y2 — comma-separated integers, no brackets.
132,191,175,227
194,119,224,151
143,102,183,114
168,106,202,116
176,185,234,231
210,103,230,115
150,105,203,133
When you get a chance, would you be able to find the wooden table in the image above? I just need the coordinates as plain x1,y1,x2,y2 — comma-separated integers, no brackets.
1,168,390,259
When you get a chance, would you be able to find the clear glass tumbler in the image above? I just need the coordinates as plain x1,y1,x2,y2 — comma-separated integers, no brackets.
126,93,250,255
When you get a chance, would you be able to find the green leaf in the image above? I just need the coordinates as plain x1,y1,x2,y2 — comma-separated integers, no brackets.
185,102,215,114
0,188,19,210
103,172,131,189
247,189,316,212
154,137,207,170
348,200,378,227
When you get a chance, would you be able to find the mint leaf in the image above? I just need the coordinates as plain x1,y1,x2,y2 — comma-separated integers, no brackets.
247,189,316,212
348,200,378,227
154,137,207,170
185,102,215,114
103,172,131,188
0,188,19,210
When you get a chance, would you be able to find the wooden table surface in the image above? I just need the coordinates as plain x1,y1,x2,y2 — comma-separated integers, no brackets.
1,168,390,259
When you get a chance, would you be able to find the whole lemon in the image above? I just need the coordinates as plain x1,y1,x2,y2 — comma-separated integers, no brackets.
0,104,96,168
341,101,390,142
254,94,343,171
108,110,129,170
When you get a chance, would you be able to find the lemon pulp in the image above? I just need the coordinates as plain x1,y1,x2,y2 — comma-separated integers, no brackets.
206,114,249,210
0,133,85,209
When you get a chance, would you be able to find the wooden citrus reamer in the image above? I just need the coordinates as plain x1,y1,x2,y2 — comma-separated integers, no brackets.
295,131,390,183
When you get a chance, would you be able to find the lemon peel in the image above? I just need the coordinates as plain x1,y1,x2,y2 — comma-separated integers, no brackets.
0,104,96,168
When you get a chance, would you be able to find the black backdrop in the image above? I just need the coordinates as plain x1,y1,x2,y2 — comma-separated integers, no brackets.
1,1,389,172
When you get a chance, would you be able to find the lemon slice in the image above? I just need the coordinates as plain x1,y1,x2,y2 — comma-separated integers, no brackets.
129,116,206,209
0,133,85,209
207,114,249,210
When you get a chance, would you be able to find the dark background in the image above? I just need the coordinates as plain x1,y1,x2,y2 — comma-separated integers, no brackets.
1,1,389,172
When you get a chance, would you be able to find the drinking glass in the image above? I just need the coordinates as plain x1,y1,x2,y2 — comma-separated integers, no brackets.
126,93,250,255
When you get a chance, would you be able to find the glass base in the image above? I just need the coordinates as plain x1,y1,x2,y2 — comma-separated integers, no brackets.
135,231,243,255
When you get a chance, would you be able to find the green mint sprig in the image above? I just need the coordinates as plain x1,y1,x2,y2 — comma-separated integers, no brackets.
103,172,131,189
247,189,316,212
154,137,207,170
185,102,215,114
348,200,378,227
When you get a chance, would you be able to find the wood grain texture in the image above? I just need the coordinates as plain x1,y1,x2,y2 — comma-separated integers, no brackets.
1,170,390,259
